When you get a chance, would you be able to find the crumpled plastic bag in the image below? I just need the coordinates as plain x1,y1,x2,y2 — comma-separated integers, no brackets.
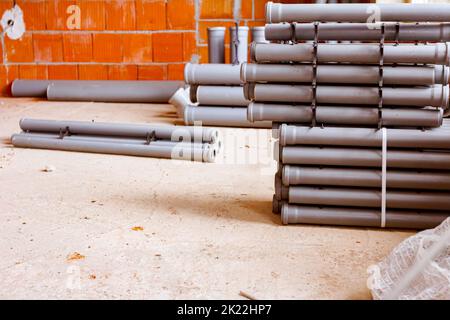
368,218,450,300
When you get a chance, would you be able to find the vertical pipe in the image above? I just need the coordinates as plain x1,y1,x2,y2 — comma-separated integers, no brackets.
230,26,249,64
251,26,269,44
208,27,226,64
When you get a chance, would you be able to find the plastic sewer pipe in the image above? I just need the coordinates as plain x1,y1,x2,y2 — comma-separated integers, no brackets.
265,2,450,23
184,105,272,128
19,118,220,144
280,146,450,170
244,83,449,108
11,133,217,163
288,186,450,211
264,22,450,42
248,103,443,128
279,124,450,149
250,42,450,66
251,26,269,44
208,27,226,64
282,165,450,191
281,204,448,229
12,80,184,102
230,26,249,64
184,63,242,85
190,85,249,106
18,132,216,150
241,63,450,86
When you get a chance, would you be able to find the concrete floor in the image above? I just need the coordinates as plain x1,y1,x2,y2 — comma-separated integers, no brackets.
0,98,413,299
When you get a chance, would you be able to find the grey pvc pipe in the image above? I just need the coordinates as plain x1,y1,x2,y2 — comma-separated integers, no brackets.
265,2,450,23
46,80,184,103
264,22,450,42
288,186,450,211
280,125,450,149
208,27,226,64
281,146,450,170
251,26,269,44
282,165,450,191
184,63,241,85
281,204,448,229
250,42,450,66
11,134,216,163
241,63,449,86
11,80,184,102
19,118,219,144
190,85,248,106
16,132,213,150
244,83,449,108
230,26,249,64
184,105,271,128
248,103,443,128
11,79,55,97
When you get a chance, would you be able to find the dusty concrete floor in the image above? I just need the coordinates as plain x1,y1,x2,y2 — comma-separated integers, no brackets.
0,98,413,299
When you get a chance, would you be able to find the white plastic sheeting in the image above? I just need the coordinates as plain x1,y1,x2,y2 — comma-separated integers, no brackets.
368,218,450,300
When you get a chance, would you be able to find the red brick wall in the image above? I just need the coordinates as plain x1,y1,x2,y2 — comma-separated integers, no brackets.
0,0,371,96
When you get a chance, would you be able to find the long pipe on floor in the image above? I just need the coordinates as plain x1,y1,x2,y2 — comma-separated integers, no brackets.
16,132,214,150
241,63,449,86
190,85,249,106
281,204,448,229
46,81,184,103
248,103,443,128
264,22,450,42
250,42,450,65
184,63,242,85
280,146,450,170
288,186,450,211
184,105,271,128
19,118,219,144
279,125,450,149
244,83,449,108
12,80,184,102
265,2,450,23
282,166,450,191
11,134,217,162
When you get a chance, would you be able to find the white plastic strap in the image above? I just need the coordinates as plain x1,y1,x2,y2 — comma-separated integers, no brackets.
381,128,387,228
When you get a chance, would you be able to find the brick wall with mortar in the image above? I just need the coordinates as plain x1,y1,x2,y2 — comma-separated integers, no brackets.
0,0,373,96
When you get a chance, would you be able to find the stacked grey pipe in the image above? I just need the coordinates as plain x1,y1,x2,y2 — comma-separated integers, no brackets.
181,27,272,128
183,63,271,128
11,119,221,162
245,2,450,229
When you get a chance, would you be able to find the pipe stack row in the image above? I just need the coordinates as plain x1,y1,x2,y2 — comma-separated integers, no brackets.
245,2,450,229
180,27,271,128
12,119,222,163
183,63,271,128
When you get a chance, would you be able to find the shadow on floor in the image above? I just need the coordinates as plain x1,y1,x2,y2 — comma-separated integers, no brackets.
118,190,280,225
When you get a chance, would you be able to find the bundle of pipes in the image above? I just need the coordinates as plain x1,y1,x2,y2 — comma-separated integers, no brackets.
179,26,272,128
11,80,185,103
182,63,271,128
245,2,450,229
11,119,222,163
273,124,450,229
